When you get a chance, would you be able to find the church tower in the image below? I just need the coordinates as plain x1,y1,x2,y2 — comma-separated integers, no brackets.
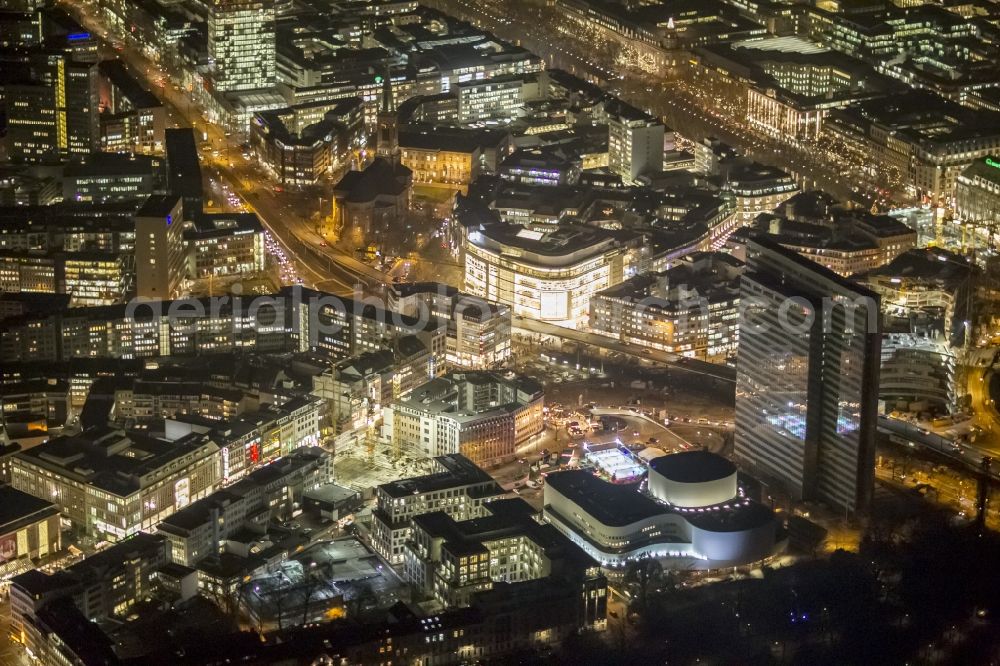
376,67,399,162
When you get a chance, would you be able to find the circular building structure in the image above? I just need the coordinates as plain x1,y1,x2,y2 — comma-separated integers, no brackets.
648,451,738,508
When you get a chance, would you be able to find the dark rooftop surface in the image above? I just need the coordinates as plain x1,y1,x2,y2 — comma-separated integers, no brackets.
379,453,497,499
864,247,973,285
0,486,58,531
135,194,180,219
831,91,1000,144
746,231,881,302
548,469,777,533
471,221,631,260
545,470,662,527
389,281,459,300
36,597,119,665
332,157,410,203
159,448,327,533
649,450,737,484
165,128,202,201
63,151,161,178
18,427,216,496
961,155,1000,186
98,60,161,109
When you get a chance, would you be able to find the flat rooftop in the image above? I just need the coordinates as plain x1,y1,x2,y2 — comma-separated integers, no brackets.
379,453,497,499
0,486,58,532
471,221,633,263
17,427,217,496
733,36,828,55
649,450,736,484
394,371,542,424
545,470,661,527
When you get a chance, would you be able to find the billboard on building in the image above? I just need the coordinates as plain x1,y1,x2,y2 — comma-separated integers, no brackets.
0,533,17,564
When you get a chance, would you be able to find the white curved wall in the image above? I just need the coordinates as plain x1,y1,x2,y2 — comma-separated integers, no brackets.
690,519,776,565
544,479,780,569
543,482,691,546
648,469,737,508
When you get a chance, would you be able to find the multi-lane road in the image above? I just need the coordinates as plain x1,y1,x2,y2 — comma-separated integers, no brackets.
429,0,892,208
63,0,383,296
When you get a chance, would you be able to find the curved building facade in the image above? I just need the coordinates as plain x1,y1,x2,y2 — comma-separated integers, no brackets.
463,222,638,327
647,451,737,508
543,459,780,570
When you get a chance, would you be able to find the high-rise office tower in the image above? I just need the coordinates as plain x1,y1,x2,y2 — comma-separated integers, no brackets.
207,0,276,92
165,128,204,213
134,194,186,299
734,233,881,515
2,51,97,163
606,100,664,184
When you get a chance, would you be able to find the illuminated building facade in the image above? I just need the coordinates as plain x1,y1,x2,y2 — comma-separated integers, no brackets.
10,427,221,540
456,75,525,125
862,247,972,414
251,98,364,186
61,252,130,305
754,193,917,277
590,252,742,362
3,52,98,163
0,288,446,364
10,533,169,637
399,130,481,190
312,338,431,448
463,222,635,328
690,38,897,144
724,163,799,228
184,212,266,278
96,60,165,154
404,497,607,621
543,455,780,569
824,92,1000,204
134,194,186,299
0,250,130,306
498,148,580,187
371,453,503,565
62,152,164,204
0,486,61,580
110,381,249,422
734,234,881,515
0,253,58,295
207,0,276,93
606,100,664,183
158,446,331,566
956,155,1000,243
389,282,512,369
385,372,543,467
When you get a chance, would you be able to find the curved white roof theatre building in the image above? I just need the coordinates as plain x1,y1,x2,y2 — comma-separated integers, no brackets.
543,451,781,569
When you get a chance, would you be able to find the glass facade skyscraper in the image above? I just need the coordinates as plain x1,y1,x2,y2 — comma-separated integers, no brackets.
207,0,276,92
734,233,881,515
